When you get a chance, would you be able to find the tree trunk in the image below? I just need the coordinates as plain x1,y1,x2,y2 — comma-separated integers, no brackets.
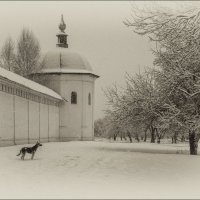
144,127,148,142
181,135,185,142
172,133,177,144
114,134,117,141
156,128,161,144
150,127,155,143
127,132,132,143
189,130,198,155
135,134,140,142
151,133,155,143
144,131,147,142
174,133,177,144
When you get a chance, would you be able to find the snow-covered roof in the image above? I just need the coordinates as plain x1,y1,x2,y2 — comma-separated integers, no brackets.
0,67,62,100
41,68,99,78
42,48,93,72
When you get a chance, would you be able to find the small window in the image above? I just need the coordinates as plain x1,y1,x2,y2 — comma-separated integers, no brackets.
71,91,77,104
88,93,91,105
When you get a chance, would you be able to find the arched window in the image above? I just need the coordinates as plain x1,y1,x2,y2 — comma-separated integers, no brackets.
71,91,77,104
88,93,91,105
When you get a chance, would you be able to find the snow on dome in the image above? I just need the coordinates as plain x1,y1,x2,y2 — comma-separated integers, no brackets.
42,48,93,72
0,67,62,100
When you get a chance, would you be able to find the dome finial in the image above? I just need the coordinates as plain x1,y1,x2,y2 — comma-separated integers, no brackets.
56,15,68,48
59,14,66,33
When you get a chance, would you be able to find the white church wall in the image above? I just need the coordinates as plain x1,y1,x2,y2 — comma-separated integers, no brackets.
0,91,14,146
39,72,97,142
15,96,29,144
60,78,83,140
29,100,40,143
82,81,94,140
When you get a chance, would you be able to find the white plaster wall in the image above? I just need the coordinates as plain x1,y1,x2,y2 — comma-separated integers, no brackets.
15,96,28,144
29,100,40,143
0,91,14,145
0,72,97,145
49,105,59,142
82,81,94,140
40,103,48,142
0,78,61,146
58,74,96,141
59,79,82,140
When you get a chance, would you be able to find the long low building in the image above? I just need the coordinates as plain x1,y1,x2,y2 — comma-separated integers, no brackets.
0,67,62,146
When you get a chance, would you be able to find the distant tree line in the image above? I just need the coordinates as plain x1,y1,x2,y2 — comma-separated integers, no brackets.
97,5,200,155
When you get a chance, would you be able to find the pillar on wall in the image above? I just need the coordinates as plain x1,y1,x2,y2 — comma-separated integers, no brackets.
39,102,40,142
13,94,16,145
48,104,50,142
28,100,30,144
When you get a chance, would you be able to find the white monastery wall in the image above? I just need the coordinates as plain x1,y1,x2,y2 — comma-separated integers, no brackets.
39,103,49,142
15,96,29,144
0,77,61,147
49,105,59,142
0,91,14,146
29,101,40,143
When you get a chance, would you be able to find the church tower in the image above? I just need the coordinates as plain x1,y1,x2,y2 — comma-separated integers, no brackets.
56,15,68,48
39,15,99,141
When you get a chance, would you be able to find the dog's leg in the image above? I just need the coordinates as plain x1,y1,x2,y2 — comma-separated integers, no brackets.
22,153,25,160
31,152,35,160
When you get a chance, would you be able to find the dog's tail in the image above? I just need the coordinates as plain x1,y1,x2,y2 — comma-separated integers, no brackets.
16,150,21,156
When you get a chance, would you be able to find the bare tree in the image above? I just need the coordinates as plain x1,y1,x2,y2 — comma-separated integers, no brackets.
14,28,41,77
0,37,15,71
124,5,200,154
105,69,165,143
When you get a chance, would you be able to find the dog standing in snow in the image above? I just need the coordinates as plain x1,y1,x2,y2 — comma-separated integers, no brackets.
16,141,42,160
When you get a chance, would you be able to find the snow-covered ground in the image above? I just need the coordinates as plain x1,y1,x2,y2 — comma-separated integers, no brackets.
0,140,200,199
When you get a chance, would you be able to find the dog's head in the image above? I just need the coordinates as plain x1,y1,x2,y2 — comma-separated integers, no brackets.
36,141,42,146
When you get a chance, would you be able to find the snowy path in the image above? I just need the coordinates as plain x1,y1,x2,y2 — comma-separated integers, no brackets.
0,141,200,199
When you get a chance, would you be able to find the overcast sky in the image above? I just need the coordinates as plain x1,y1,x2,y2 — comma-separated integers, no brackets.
0,1,199,120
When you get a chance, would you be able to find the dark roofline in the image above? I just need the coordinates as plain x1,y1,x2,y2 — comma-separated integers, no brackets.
35,72,100,78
